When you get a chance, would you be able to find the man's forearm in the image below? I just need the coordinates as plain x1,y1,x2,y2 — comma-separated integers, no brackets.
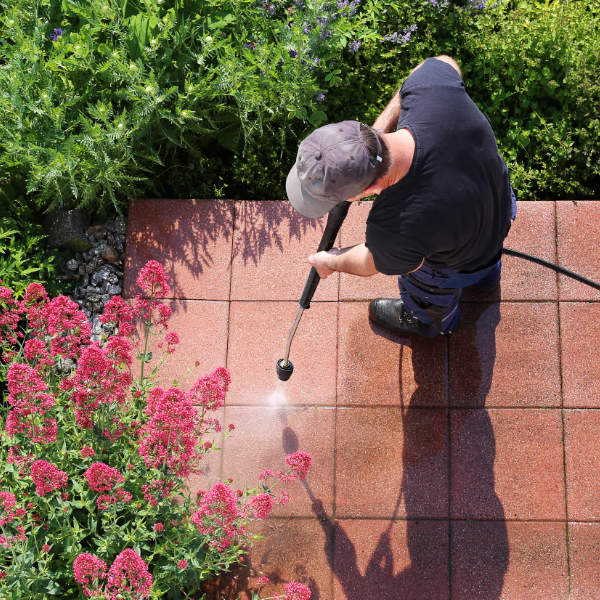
372,89,401,134
329,244,378,277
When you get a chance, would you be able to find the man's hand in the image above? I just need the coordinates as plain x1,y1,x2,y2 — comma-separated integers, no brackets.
308,251,336,279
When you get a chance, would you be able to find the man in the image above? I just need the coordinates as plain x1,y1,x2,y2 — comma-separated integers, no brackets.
286,55,517,337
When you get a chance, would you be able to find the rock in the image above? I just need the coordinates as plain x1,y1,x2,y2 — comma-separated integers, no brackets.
86,225,107,239
42,207,92,251
108,285,122,296
66,259,79,272
101,245,119,263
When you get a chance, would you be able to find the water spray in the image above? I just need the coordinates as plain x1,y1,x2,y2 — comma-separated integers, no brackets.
276,201,352,382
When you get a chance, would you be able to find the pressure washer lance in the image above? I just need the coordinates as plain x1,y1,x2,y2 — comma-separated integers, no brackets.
276,202,600,382
276,200,352,381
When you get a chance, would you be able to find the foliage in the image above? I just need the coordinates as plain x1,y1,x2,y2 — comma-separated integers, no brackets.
0,261,312,599
0,216,69,301
0,0,598,218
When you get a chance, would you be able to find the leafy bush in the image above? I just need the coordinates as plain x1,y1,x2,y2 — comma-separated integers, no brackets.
0,260,312,599
1,0,598,215
0,216,69,301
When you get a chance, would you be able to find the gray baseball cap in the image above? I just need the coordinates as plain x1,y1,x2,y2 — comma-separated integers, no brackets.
286,120,383,219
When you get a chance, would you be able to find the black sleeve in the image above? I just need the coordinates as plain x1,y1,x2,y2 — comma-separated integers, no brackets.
365,218,425,276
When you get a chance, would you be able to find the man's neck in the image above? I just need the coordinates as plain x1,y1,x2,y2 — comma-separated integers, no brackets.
381,129,415,187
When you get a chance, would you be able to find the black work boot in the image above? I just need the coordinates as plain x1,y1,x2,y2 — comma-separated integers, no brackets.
368,298,429,336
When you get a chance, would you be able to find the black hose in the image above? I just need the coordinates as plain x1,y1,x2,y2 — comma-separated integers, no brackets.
502,247,600,292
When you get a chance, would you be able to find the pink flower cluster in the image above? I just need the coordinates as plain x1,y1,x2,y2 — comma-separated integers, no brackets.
281,451,312,482
191,482,245,551
0,491,28,548
5,363,57,444
137,386,200,478
60,342,132,428
74,549,153,600
284,582,312,600
188,367,231,410
141,479,175,507
248,493,274,520
30,460,68,497
84,463,131,510
0,282,25,362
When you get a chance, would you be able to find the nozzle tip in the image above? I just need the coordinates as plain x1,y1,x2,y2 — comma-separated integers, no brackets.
276,358,294,381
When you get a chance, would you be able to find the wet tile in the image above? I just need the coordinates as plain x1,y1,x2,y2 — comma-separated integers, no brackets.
335,407,448,518
226,301,337,406
338,201,401,300
463,201,557,301
450,409,565,519
124,198,233,300
337,303,447,407
560,303,600,407
222,406,335,517
569,523,600,600
333,520,449,600
230,201,339,301
451,521,568,600
565,410,600,520
449,302,561,407
130,299,228,390
199,518,333,600
557,201,600,300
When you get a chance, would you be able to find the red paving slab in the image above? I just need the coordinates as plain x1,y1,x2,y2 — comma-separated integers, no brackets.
130,299,229,390
569,523,600,600
565,410,600,521
123,198,600,599
221,406,335,517
450,409,565,519
557,201,600,300
230,200,339,301
560,303,600,407
338,201,401,300
333,519,449,600
337,302,447,407
335,407,448,518
451,521,568,599
226,301,337,406
449,302,561,407
124,198,233,300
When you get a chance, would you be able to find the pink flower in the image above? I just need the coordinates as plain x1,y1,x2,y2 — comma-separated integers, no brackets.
249,494,274,519
153,522,164,533
30,460,68,497
99,295,137,337
80,446,96,458
284,582,311,600
191,482,244,551
73,553,108,597
177,559,188,569
164,331,180,354
84,462,124,493
257,575,269,586
281,452,312,482
141,479,175,507
106,548,153,600
138,387,200,477
105,336,134,367
189,367,231,410
41,295,92,359
136,260,170,298
278,491,290,506
42,543,51,552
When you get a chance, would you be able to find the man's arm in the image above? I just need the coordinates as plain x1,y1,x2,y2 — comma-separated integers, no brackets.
308,244,378,278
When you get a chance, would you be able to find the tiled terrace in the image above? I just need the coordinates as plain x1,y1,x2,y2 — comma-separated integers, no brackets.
124,198,600,600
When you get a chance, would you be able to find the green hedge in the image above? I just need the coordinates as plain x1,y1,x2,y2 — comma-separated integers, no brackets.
0,0,598,224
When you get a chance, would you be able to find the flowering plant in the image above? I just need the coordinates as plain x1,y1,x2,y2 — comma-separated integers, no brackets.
0,260,312,599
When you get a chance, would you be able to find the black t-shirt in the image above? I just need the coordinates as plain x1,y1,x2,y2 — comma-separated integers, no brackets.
365,58,513,275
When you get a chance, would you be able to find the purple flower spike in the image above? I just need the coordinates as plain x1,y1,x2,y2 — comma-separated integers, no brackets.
349,40,361,54
51,27,63,42
316,92,326,102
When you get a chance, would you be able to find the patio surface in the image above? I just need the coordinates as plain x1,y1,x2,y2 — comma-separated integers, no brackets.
123,198,600,600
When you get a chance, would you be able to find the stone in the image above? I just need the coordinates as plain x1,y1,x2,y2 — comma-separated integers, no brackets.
101,245,119,264
42,206,92,251
86,225,107,238
108,285,122,296
66,259,79,272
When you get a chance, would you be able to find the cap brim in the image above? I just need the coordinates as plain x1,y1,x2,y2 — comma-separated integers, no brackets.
286,163,339,219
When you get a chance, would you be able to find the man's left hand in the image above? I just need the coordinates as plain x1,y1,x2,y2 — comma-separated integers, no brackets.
308,251,336,279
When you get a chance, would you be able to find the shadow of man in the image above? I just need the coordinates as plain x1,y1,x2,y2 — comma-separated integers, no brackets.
314,296,509,599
